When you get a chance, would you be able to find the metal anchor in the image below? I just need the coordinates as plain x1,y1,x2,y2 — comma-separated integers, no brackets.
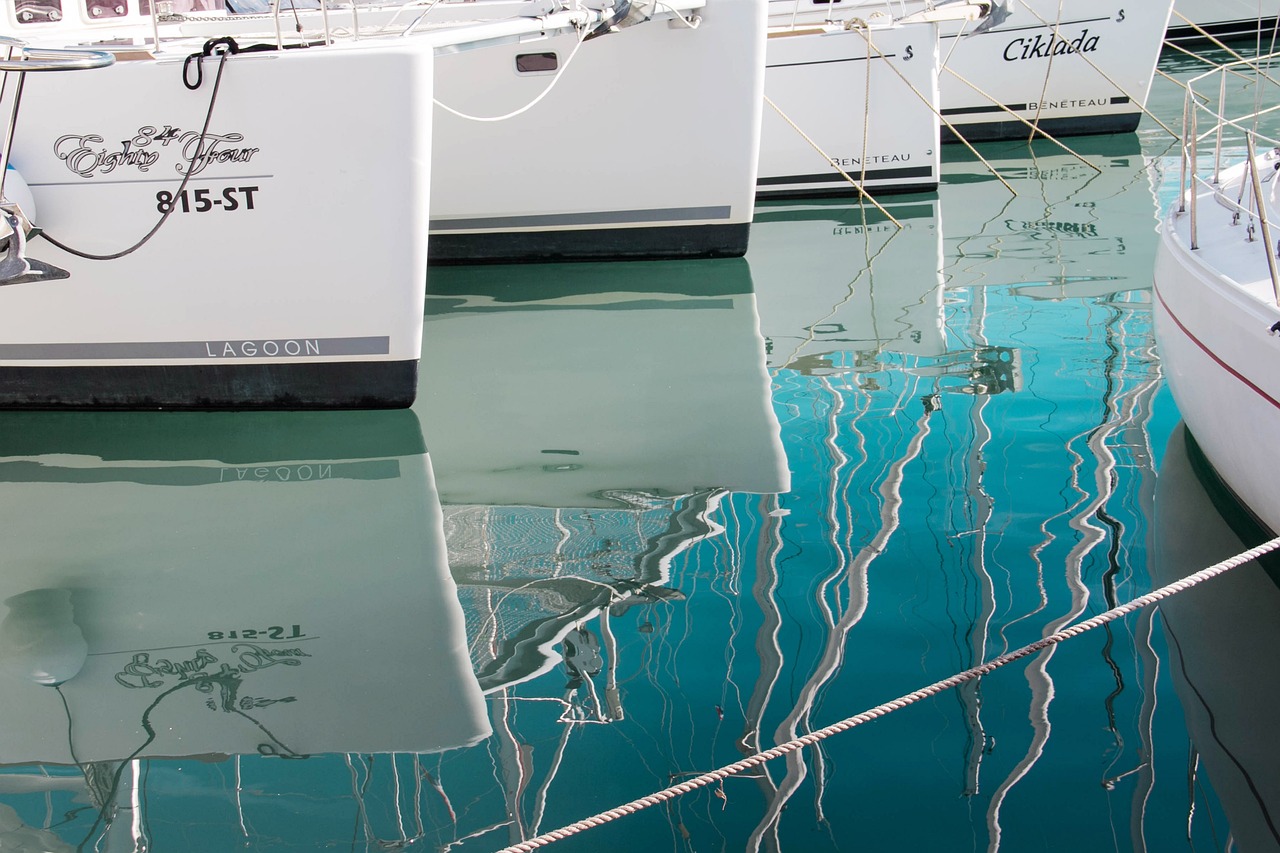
0,203,68,286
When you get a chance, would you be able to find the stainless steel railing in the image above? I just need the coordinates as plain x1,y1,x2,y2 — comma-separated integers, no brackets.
1181,52,1280,305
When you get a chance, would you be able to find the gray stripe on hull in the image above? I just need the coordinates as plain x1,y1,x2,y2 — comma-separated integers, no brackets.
0,336,390,360
431,205,734,232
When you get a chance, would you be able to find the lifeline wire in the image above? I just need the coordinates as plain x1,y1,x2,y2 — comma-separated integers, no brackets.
495,534,1280,853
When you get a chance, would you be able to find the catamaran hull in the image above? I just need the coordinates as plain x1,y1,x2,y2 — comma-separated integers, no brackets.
0,44,432,409
429,0,765,263
767,0,1171,144
1153,207,1280,537
758,22,939,197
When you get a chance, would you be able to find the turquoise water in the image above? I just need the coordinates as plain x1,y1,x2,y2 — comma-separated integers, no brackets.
0,49,1276,853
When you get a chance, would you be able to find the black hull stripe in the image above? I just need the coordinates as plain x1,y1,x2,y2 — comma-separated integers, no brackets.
431,205,733,232
758,165,933,186
942,95,1130,118
428,222,750,265
0,407,425,460
1165,17,1280,45
942,111,1141,143
756,181,938,200
0,360,419,409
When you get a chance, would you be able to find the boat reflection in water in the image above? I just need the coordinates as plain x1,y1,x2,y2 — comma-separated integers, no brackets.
750,196,946,370
0,410,488,851
1154,423,1280,853
940,134,1160,301
420,258,789,696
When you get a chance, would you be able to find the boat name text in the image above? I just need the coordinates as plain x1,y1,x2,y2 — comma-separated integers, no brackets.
114,643,310,688
54,126,259,178
219,465,334,483
1024,97,1111,111
204,339,322,358
1006,218,1099,238
1003,28,1100,61
157,186,259,213
208,625,306,641
829,153,914,167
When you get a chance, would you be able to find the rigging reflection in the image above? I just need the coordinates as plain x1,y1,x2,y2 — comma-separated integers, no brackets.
416,258,789,847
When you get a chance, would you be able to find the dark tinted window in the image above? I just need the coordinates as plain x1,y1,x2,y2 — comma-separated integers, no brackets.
516,52,558,73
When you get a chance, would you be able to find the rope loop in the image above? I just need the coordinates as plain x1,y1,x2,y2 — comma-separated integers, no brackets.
183,36,240,90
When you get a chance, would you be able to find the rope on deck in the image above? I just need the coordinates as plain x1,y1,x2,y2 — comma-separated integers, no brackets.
495,534,1280,853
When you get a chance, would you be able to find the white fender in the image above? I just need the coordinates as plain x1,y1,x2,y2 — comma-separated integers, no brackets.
2,163,36,225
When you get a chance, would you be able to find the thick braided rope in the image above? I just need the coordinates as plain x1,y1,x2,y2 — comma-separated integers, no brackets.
497,535,1280,853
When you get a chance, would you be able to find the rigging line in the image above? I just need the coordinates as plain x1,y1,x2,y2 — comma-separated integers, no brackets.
857,37,1017,196
494,534,1280,853
1168,8,1280,87
762,94,902,228
1025,0,1068,142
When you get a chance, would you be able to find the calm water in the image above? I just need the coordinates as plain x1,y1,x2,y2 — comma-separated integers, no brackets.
1,48,1277,853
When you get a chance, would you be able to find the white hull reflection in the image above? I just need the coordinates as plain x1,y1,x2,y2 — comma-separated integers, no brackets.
418,258,788,693
939,135,1160,299
0,410,488,768
748,196,946,372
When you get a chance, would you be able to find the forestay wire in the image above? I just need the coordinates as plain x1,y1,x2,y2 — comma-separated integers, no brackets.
495,535,1280,853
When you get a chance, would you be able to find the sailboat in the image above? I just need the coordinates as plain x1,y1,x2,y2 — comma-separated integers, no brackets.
766,0,1173,143
1152,53,1280,536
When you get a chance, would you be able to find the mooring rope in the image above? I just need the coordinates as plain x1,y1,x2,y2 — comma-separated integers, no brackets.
494,534,1280,853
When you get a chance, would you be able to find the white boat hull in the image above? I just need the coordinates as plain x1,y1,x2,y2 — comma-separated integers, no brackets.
759,22,939,196
0,42,432,408
1167,0,1280,45
429,0,766,262
1154,181,1280,536
767,0,1171,143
